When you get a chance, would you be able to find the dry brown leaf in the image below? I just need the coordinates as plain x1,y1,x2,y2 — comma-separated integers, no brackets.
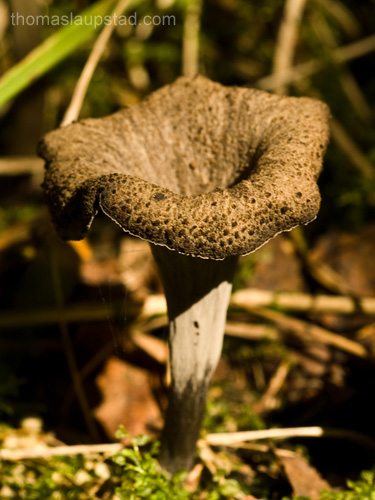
242,234,306,292
80,258,123,286
280,451,331,499
184,463,204,492
94,356,162,439
309,226,375,297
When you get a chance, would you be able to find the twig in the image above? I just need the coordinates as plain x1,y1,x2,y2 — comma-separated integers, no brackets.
225,321,279,340
1,289,375,330
307,260,355,296
0,301,138,329
253,360,290,414
257,34,375,91
231,288,375,316
313,0,360,38
0,443,123,461
61,0,131,126
249,307,368,358
142,315,168,332
310,10,372,122
0,214,47,253
272,0,307,94
198,442,238,477
330,118,374,179
3,426,372,461
289,226,357,296
141,294,167,318
50,249,101,441
204,426,375,449
309,33,375,64
0,156,44,192
182,0,202,76
223,442,297,458
338,73,374,122
0,156,44,176
131,329,168,364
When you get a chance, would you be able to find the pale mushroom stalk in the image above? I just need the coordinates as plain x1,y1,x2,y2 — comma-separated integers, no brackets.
39,75,330,476
151,246,237,472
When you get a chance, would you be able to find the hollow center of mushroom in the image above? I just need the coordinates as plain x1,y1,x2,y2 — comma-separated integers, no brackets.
99,87,262,196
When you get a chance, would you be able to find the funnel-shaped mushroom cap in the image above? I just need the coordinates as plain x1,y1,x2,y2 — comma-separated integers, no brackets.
39,76,329,259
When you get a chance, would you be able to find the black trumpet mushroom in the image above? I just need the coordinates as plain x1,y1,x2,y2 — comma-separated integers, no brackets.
39,75,330,474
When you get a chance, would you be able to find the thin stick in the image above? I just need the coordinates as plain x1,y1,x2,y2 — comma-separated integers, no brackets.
131,329,168,364
313,0,360,38
231,288,375,316
204,426,375,449
289,226,356,296
221,441,297,458
0,301,131,329
50,250,101,441
61,0,131,126
2,289,375,330
0,443,123,461
257,34,375,91
0,156,44,176
249,307,368,358
330,118,374,179
3,426,373,461
182,0,202,76
272,0,307,94
225,321,279,340
310,11,372,123
253,360,290,414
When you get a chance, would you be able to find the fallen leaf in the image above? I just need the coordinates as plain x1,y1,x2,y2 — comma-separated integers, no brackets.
184,463,204,492
309,226,375,297
280,451,331,499
94,356,162,439
245,234,306,292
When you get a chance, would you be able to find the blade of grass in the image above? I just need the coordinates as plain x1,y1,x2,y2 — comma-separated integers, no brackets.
0,0,118,109
272,0,307,94
182,0,202,77
61,0,133,126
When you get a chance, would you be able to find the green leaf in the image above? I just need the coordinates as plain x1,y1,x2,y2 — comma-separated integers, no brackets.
115,424,130,440
132,433,152,448
219,478,243,497
0,0,141,109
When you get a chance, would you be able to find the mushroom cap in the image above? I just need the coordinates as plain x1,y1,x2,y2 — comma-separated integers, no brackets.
39,75,330,260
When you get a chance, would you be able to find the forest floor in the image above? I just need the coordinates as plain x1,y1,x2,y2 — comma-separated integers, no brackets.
0,168,375,499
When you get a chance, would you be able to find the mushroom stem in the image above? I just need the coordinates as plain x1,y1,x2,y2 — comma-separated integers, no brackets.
151,245,238,473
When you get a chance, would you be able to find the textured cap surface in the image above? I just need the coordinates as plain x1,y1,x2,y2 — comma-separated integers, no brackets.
39,75,330,259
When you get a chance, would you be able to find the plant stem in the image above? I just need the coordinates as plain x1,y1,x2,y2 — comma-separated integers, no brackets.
61,0,131,126
151,245,237,473
182,0,202,77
